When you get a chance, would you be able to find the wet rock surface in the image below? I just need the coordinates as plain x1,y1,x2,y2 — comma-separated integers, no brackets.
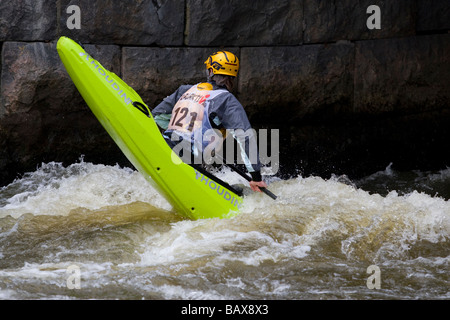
0,1,449,185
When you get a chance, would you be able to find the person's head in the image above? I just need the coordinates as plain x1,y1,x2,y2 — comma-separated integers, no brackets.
204,51,239,91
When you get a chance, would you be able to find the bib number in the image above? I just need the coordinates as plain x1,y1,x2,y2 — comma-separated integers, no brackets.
168,101,204,133
170,107,198,132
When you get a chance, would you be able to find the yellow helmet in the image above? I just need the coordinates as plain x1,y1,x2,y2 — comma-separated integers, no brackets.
204,51,239,77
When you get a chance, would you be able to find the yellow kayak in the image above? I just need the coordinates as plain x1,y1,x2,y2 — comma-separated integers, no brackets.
57,36,242,219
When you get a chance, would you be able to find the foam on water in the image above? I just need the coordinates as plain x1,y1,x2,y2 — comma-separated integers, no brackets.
0,160,172,218
0,161,448,299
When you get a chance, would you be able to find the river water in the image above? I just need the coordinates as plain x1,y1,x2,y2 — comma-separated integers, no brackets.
0,160,448,300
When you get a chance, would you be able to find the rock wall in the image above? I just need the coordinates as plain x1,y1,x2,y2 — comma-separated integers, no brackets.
0,0,449,185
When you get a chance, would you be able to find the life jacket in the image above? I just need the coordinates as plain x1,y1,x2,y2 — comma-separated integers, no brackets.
166,83,227,152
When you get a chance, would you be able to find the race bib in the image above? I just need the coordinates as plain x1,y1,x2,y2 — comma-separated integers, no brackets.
167,83,212,133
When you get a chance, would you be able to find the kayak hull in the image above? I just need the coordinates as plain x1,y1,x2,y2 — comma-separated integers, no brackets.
57,36,242,219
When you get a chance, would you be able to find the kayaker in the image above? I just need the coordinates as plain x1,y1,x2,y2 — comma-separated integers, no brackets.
152,51,268,193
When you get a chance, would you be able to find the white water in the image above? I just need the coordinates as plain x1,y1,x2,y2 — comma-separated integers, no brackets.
0,161,172,218
0,160,448,299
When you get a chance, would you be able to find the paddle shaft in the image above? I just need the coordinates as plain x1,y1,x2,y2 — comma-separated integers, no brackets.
224,162,277,200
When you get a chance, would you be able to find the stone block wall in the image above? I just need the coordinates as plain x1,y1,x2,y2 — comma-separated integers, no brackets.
0,0,449,185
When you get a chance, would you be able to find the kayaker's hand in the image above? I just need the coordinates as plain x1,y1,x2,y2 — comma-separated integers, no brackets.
249,180,268,192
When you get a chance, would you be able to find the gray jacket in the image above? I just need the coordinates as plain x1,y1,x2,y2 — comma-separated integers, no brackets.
152,81,262,180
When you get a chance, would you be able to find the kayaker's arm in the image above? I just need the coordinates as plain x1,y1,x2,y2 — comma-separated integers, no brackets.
230,128,267,192
213,94,267,191
153,113,171,131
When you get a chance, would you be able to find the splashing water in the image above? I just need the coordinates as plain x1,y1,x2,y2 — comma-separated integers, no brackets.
0,160,448,299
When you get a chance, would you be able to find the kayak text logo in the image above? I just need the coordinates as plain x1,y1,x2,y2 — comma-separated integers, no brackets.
79,51,133,105
169,128,279,176
194,170,241,208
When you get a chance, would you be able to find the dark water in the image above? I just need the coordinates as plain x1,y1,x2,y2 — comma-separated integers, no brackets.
0,160,448,300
